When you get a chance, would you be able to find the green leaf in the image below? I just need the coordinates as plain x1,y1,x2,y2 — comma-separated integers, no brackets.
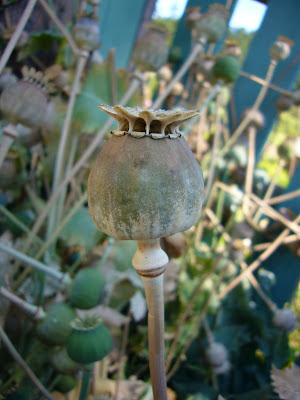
18,31,63,60
59,206,103,250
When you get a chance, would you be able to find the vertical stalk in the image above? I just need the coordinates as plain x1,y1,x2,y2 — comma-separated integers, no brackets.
79,366,93,400
132,239,168,400
152,39,206,109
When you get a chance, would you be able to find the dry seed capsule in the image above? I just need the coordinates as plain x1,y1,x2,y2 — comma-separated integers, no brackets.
194,4,229,43
275,95,294,113
270,36,293,61
0,68,48,128
88,105,204,240
273,308,297,333
185,7,201,31
132,24,169,72
73,17,101,51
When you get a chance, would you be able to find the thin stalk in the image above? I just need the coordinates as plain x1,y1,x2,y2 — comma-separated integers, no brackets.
203,317,214,344
203,91,222,205
20,76,142,257
0,125,18,168
0,205,44,246
221,59,278,155
253,234,298,251
218,214,300,300
166,270,226,380
165,269,213,372
242,125,257,218
0,242,66,283
108,48,117,105
142,274,167,400
152,39,206,109
239,261,276,312
267,189,300,206
0,0,37,74
37,0,79,55
240,70,292,98
0,286,45,319
0,325,54,400
132,239,169,400
252,160,284,223
115,313,130,400
47,52,88,241
79,367,93,400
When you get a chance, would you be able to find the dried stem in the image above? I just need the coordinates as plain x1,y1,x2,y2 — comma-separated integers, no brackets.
37,0,79,55
218,214,300,300
203,91,222,205
221,59,278,155
115,314,130,400
20,75,142,257
0,0,37,74
108,48,117,105
239,261,276,312
203,317,214,344
47,51,88,241
0,242,66,283
152,39,206,109
0,287,45,319
132,239,169,400
0,125,18,168
267,189,300,206
0,325,54,400
165,268,213,372
240,70,292,98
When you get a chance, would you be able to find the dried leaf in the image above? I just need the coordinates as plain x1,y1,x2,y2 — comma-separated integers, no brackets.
271,363,300,400
130,290,147,322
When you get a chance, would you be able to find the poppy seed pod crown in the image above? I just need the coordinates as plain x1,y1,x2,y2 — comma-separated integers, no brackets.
88,105,204,240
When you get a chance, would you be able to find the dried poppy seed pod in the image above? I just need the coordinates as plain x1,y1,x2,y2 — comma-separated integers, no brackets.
242,109,265,131
132,24,169,72
0,69,18,92
157,65,173,83
270,36,293,61
275,95,294,112
0,67,48,128
273,308,297,333
223,40,242,58
73,17,101,51
185,6,201,31
194,4,229,43
88,105,204,240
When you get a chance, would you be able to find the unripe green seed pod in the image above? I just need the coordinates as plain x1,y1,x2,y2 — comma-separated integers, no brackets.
54,374,77,393
66,317,112,364
88,105,204,240
37,302,76,346
68,267,105,309
212,55,241,84
51,347,79,374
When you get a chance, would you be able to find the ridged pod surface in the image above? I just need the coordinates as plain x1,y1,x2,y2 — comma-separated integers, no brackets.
88,105,204,240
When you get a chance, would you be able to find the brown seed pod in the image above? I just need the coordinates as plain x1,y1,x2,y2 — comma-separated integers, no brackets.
132,24,169,72
88,105,204,240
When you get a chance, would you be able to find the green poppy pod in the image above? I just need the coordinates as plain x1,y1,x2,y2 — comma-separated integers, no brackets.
51,347,79,374
88,105,204,241
36,302,76,346
54,374,77,393
212,55,241,84
68,267,105,309
66,317,112,364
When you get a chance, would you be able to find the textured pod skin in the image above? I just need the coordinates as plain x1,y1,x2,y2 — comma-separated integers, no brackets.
68,267,104,309
36,302,76,346
132,28,168,72
73,18,101,51
0,81,47,128
212,55,241,84
66,323,112,364
55,374,77,393
88,134,204,240
51,347,79,374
